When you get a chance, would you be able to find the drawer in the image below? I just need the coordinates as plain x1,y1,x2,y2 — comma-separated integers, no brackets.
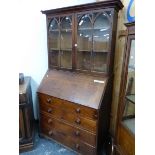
38,93,98,121
40,120,97,155
40,104,97,133
40,113,96,146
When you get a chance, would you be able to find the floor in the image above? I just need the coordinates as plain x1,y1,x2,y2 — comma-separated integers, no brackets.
20,124,106,155
20,129,76,155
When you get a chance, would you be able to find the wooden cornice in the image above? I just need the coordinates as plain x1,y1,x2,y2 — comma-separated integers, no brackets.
41,0,123,15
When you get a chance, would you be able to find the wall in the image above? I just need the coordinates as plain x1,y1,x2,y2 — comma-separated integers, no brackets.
18,0,96,119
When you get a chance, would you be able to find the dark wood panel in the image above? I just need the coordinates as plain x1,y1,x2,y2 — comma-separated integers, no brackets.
41,0,123,15
38,92,98,120
19,77,34,152
38,70,107,109
40,113,96,146
40,105,97,133
40,123,97,155
19,109,25,141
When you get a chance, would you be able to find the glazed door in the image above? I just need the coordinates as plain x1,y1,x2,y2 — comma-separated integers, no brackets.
75,10,113,74
48,15,73,69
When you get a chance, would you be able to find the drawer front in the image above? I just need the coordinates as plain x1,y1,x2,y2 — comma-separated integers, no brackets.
40,113,96,146
38,93,98,120
40,104,97,133
40,120,96,155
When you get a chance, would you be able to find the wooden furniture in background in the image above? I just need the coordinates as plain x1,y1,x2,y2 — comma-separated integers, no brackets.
115,22,135,155
38,1,123,154
19,77,34,152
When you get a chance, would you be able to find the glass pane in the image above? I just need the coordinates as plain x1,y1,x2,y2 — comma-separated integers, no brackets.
77,51,91,70
78,14,92,51
94,12,111,30
128,40,135,69
49,31,59,50
61,16,72,30
105,11,112,18
60,16,72,69
60,51,72,69
77,14,92,71
93,30,110,51
60,31,72,50
49,18,58,30
93,12,110,51
122,39,135,135
78,14,92,29
49,51,59,67
78,30,92,51
93,52,108,72
48,18,59,50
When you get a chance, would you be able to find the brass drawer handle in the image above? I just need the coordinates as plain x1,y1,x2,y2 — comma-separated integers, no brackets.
75,144,80,150
48,130,53,136
75,118,81,124
76,108,80,113
48,119,52,124
75,130,80,136
47,98,52,103
47,108,52,113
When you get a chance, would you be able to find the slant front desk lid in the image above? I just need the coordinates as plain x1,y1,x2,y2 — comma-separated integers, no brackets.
38,70,108,109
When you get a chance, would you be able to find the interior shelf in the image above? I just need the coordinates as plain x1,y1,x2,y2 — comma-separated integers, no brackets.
93,50,109,53
78,28,110,31
49,29,59,32
61,29,72,32
77,50,91,52
49,48,60,51
61,49,72,51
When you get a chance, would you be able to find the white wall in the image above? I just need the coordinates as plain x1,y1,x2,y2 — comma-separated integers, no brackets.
18,0,95,119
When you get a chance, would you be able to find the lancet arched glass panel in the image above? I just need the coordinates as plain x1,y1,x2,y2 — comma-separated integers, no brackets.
77,14,92,71
48,18,59,67
60,16,72,69
48,18,59,50
92,12,111,72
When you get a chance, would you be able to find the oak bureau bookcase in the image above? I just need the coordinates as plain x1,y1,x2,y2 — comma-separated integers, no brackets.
38,1,123,154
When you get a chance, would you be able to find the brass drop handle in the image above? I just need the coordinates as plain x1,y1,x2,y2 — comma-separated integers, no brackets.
48,130,53,136
76,108,80,113
48,119,52,124
75,118,81,124
75,130,80,136
47,98,52,103
75,144,80,150
47,108,52,113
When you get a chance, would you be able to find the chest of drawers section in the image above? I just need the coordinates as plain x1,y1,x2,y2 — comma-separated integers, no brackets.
38,92,98,154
